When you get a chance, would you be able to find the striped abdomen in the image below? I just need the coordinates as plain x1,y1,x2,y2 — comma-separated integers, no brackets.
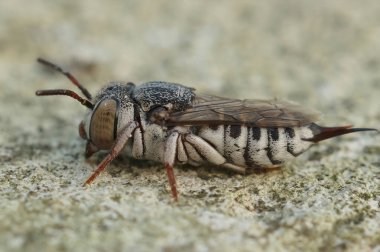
196,125,314,169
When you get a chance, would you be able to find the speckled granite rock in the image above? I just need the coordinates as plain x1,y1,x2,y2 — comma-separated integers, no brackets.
0,1,379,251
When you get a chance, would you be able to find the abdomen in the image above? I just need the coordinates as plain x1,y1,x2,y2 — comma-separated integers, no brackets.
196,125,314,169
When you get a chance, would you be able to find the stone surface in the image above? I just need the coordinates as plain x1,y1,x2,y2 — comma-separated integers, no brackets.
0,1,379,251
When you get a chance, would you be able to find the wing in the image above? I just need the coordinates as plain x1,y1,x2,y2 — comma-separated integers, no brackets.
166,93,320,127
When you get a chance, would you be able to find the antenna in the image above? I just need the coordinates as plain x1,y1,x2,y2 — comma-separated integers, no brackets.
37,58,92,100
36,89,94,109
36,58,94,109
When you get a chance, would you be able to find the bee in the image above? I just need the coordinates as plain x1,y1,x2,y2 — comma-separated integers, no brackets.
36,58,378,201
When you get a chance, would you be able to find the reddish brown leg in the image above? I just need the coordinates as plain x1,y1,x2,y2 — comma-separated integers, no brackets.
250,165,282,175
164,132,180,201
84,122,137,185
165,164,178,201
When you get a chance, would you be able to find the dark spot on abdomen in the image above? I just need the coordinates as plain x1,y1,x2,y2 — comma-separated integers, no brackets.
267,128,279,141
285,127,298,157
209,125,219,131
251,127,261,140
284,127,295,139
229,125,241,139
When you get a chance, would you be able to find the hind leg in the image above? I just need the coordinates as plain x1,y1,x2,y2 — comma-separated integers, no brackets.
164,131,180,201
164,132,250,200
183,134,247,173
164,131,227,200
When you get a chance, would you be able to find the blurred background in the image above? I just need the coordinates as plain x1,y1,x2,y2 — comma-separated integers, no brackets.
1,1,379,132
0,1,379,251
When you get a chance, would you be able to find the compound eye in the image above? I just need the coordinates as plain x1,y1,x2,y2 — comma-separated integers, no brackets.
90,99,118,150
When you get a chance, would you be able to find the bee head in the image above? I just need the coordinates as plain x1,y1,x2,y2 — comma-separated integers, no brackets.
36,58,136,157
79,82,136,154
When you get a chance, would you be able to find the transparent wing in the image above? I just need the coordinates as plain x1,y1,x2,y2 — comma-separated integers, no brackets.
166,93,320,127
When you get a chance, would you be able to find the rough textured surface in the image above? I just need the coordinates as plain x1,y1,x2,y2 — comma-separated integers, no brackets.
0,1,379,251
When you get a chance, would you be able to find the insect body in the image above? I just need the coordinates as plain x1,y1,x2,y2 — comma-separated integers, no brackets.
36,58,377,201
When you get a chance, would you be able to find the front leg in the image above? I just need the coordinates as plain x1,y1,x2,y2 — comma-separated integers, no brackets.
164,130,247,201
84,122,138,185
